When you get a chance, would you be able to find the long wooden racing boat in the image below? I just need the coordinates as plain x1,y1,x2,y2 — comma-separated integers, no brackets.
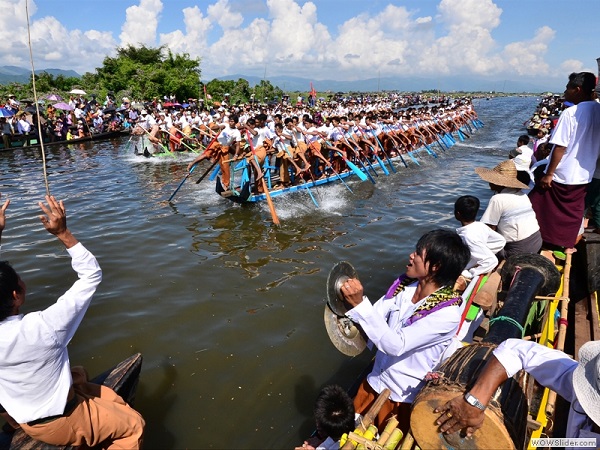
0,353,143,450
0,129,130,152
215,120,483,204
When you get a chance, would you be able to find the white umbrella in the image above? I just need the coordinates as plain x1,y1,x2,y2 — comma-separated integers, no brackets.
69,89,87,95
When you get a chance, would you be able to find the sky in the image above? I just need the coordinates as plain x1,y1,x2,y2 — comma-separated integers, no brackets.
1,0,599,90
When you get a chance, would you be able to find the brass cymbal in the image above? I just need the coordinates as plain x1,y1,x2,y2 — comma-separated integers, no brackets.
326,261,357,316
324,261,366,356
323,303,367,356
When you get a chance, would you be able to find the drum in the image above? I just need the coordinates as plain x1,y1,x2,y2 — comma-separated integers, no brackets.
411,343,528,450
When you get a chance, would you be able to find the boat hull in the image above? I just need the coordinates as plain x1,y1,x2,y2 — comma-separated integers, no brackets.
2,353,142,450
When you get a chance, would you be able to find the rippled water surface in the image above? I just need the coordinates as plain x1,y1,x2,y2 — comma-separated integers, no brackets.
0,96,537,449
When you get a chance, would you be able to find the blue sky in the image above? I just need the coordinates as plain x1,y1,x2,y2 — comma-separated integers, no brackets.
2,0,599,89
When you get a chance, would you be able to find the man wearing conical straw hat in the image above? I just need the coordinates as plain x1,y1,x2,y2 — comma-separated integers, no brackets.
474,159,542,260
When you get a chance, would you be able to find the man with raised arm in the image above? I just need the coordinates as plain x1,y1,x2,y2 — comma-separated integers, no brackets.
0,194,144,449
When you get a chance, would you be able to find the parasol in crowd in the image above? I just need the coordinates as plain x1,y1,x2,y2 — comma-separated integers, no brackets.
0,107,15,118
53,102,74,111
45,93,63,102
69,89,87,95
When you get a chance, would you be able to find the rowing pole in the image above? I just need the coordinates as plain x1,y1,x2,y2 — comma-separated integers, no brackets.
245,130,280,225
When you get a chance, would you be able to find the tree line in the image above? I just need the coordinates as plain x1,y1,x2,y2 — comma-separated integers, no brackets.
0,45,285,106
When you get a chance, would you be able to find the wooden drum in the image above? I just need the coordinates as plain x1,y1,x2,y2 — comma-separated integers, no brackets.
410,343,528,450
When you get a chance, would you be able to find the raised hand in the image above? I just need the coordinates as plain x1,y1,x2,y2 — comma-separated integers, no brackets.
38,195,78,248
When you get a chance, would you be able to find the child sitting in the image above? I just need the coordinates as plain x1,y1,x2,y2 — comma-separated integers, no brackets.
454,195,506,342
454,195,506,289
295,385,355,450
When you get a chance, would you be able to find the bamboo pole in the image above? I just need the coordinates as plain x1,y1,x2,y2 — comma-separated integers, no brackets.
398,430,415,450
376,416,399,445
342,388,391,450
545,249,573,418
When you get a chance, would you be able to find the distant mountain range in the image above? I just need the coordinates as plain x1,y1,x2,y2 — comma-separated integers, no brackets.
0,65,560,93
0,66,80,85
218,73,561,94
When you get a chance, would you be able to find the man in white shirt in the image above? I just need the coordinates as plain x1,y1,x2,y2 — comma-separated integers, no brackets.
475,160,542,259
509,134,534,186
530,72,600,250
436,338,600,444
0,195,144,449
340,230,470,434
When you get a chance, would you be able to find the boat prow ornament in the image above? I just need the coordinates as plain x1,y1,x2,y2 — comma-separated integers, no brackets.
324,261,367,356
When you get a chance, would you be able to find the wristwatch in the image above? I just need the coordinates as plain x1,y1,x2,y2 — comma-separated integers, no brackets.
464,392,486,410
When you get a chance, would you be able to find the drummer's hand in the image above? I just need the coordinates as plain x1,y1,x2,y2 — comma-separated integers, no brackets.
434,396,484,437
294,442,315,450
340,278,364,308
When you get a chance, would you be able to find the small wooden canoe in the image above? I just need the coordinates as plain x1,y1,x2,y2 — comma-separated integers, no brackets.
0,353,142,450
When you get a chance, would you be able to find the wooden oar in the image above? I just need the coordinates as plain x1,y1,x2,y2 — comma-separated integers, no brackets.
245,130,280,225
367,126,397,173
334,136,376,183
381,125,409,168
303,128,368,183
139,125,168,154
337,132,378,181
168,164,196,202
275,141,318,207
163,126,201,153
195,159,219,184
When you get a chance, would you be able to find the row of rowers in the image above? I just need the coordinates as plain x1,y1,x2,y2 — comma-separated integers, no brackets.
135,99,476,140
181,106,477,190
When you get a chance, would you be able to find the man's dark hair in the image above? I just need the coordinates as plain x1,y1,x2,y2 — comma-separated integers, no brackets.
0,261,21,321
314,385,354,441
568,72,597,95
517,135,530,146
415,229,470,287
454,196,480,222
229,115,239,125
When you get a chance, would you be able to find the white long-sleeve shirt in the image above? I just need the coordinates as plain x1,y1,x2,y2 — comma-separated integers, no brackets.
0,243,102,423
456,221,506,278
494,339,598,442
346,282,460,402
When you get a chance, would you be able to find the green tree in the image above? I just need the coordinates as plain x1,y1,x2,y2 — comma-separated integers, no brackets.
94,45,201,101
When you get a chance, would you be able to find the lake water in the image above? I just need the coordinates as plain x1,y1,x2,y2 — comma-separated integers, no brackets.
0,96,537,449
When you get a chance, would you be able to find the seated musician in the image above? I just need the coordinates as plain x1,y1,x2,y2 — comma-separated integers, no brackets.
0,194,144,448
436,338,600,443
340,230,470,433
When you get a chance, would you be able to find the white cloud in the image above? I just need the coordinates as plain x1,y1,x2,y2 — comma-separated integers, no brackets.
207,0,243,30
159,6,212,57
0,0,574,86
560,59,585,75
120,0,163,47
